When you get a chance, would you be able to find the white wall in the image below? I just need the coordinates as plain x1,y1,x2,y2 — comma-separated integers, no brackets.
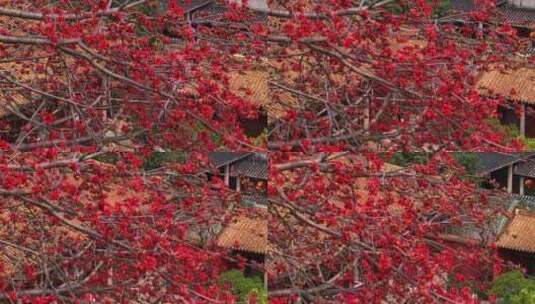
508,0,535,9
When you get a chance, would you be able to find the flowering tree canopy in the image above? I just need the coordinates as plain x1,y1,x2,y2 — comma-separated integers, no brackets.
0,0,527,303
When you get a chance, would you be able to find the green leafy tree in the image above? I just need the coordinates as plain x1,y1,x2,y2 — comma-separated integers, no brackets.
511,289,535,304
489,271,535,303
451,153,480,176
388,152,430,167
487,118,535,149
219,270,267,304
142,151,185,171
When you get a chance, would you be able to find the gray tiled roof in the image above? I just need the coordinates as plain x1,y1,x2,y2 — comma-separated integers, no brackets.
449,1,535,27
208,151,251,168
209,152,268,180
451,151,535,176
449,0,479,13
242,193,267,206
497,4,535,27
472,152,527,175
156,0,268,23
193,2,226,17
510,193,535,202
449,0,506,12
514,159,535,177
510,193,535,208
230,153,268,180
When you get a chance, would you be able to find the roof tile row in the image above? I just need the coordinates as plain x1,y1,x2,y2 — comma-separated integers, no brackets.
217,216,268,254
497,210,535,253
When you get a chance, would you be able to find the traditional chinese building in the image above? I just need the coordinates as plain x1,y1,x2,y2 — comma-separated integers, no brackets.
470,152,535,195
208,151,268,206
449,1,535,137
451,0,535,36
496,209,535,274
444,152,535,275
476,68,535,138
217,214,267,280
209,151,268,282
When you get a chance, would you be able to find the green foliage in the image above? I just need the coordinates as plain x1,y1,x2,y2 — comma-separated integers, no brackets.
92,150,186,170
511,289,535,304
219,270,267,304
489,271,535,303
487,117,519,138
451,152,479,176
143,151,185,171
523,137,535,150
384,1,405,14
487,118,535,149
149,37,164,50
252,129,268,147
389,152,480,181
138,0,165,16
433,0,452,17
135,1,162,36
92,152,120,164
191,122,222,145
388,152,430,167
